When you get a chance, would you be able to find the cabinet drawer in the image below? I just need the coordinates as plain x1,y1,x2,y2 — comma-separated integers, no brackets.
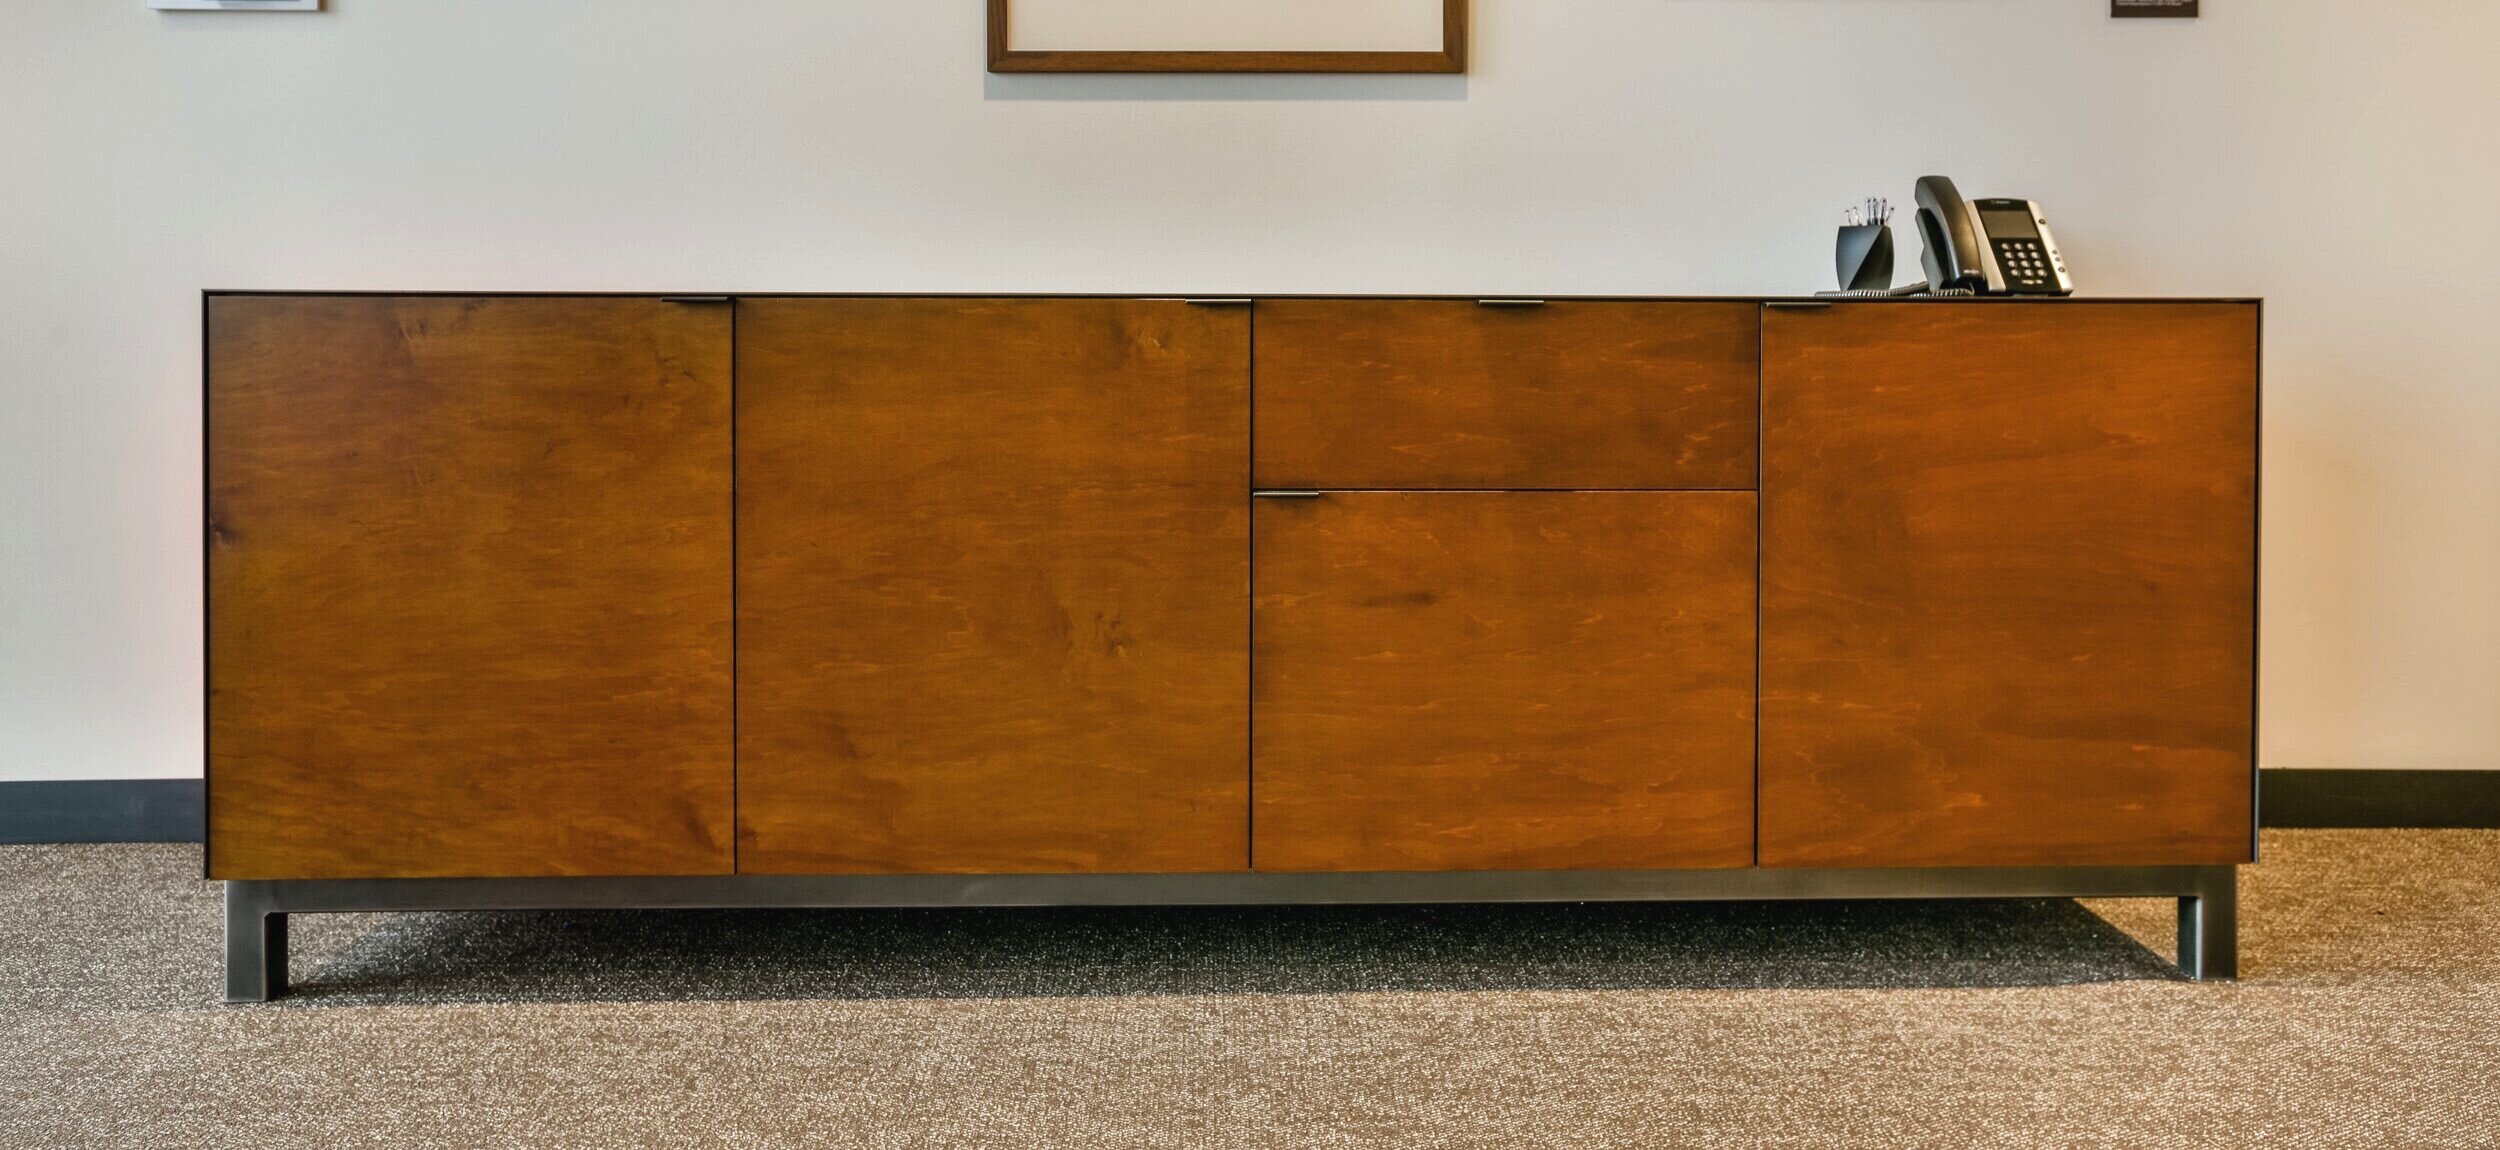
1254,300,1759,490
1253,491,1758,872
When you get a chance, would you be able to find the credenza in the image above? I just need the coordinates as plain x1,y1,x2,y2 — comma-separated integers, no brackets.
205,294,2259,999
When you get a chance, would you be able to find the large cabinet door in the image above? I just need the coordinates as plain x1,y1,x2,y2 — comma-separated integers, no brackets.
1253,493,1758,872
1760,303,2259,868
207,296,736,879
736,298,1249,874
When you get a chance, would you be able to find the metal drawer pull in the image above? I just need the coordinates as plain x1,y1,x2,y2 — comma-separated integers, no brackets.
1477,299,1546,308
1252,490,1324,500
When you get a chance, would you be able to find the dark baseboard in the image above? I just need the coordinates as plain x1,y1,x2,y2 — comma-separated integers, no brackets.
0,780,204,845
1,771,2490,845
2260,769,2500,829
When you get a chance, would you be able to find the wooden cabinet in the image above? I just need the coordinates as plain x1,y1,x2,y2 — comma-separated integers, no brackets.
733,299,1250,874
1252,492,1757,872
206,296,736,879
205,294,2259,887
1758,303,2259,868
1254,300,1760,490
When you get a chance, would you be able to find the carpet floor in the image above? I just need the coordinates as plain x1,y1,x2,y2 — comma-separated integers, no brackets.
1,830,2494,1148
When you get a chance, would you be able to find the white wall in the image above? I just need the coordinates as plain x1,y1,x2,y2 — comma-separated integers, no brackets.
4,0,2496,781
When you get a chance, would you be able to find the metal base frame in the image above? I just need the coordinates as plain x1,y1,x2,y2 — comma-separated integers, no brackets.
222,864,2238,1002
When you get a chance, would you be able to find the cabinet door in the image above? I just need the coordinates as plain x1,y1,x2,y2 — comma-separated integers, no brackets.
1255,300,1759,491
1760,303,2258,868
1253,492,1757,872
207,296,735,879
736,298,1249,874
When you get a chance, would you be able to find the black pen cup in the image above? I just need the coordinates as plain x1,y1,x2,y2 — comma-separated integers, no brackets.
1835,223,1896,292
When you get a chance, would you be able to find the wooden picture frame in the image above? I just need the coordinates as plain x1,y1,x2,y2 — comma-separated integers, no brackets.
988,0,1468,74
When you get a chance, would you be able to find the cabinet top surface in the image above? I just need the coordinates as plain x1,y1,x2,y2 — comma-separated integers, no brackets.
200,291,2264,305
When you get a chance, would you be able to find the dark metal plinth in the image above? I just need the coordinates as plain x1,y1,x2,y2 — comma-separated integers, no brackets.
221,863,2239,1002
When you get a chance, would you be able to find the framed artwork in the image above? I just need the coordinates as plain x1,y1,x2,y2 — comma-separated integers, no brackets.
2112,0,2200,14
988,0,1468,74
148,0,320,8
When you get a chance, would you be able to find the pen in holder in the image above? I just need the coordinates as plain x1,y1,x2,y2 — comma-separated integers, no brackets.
1834,196,1897,292
1836,223,1895,293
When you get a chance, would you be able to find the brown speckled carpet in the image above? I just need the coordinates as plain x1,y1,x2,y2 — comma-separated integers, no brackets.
2,830,2495,1148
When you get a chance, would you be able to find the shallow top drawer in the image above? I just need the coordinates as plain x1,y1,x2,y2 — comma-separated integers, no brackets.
1254,300,1760,490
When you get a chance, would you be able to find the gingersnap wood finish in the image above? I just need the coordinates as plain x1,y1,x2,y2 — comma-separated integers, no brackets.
1758,302,2259,868
206,295,735,879
734,298,1251,874
1253,300,1760,491
1252,492,1758,872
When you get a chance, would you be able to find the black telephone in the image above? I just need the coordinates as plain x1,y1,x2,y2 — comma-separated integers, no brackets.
1913,175,2073,296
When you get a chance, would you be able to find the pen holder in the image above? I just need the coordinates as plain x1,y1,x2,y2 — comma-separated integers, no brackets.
1835,223,1896,293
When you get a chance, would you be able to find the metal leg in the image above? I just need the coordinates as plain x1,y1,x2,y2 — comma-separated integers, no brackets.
224,882,288,1003
2176,866,2239,981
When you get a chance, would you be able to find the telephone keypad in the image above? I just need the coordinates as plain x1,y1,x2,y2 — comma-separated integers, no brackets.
1994,238,2058,292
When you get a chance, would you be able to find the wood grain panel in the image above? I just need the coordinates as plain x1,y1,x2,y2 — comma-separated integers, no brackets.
736,298,1250,874
1760,302,2259,868
1254,301,1759,491
1253,492,1757,872
207,295,734,880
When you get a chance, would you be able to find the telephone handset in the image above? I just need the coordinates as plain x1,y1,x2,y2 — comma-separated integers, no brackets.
1914,175,2074,296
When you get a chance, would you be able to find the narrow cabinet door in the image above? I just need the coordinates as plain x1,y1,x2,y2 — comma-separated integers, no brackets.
1253,493,1757,872
1760,303,2259,868
207,296,736,879
736,299,1250,874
